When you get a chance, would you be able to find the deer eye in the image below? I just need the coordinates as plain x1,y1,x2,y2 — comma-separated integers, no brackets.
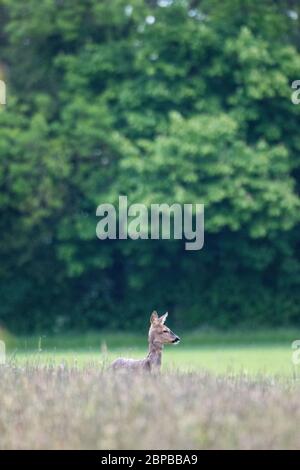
163,329,168,333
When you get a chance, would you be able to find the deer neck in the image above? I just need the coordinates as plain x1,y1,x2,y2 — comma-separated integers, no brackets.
146,338,163,369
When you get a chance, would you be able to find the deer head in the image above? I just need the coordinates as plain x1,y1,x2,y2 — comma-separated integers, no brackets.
149,311,180,346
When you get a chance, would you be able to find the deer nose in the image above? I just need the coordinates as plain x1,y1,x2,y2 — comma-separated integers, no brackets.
173,336,180,344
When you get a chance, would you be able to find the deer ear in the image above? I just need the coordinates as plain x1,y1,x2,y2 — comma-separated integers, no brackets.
150,311,159,324
159,312,168,324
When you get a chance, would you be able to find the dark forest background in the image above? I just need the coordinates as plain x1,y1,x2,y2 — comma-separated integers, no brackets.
1,0,300,334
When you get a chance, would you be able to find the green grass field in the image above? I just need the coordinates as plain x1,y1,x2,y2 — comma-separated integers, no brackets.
5,330,300,378
7,336,300,378
2,330,300,449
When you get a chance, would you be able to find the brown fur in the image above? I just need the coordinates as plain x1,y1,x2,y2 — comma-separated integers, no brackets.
110,311,180,373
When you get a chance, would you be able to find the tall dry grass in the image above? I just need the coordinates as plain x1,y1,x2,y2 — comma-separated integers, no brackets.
0,364,299,449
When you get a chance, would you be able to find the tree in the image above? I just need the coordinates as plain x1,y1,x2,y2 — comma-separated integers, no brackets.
0,0,300,332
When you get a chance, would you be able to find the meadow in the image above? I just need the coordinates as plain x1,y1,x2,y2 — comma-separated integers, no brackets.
4,328,300,377
8,345,298,377
1,330,300,449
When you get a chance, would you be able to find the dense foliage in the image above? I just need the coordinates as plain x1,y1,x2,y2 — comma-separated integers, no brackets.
1,0,300,333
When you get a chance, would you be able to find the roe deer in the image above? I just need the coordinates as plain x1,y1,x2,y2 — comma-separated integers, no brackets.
110,311,180,372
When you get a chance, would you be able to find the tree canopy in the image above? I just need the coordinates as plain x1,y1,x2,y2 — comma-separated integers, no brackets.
1,0,300,332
